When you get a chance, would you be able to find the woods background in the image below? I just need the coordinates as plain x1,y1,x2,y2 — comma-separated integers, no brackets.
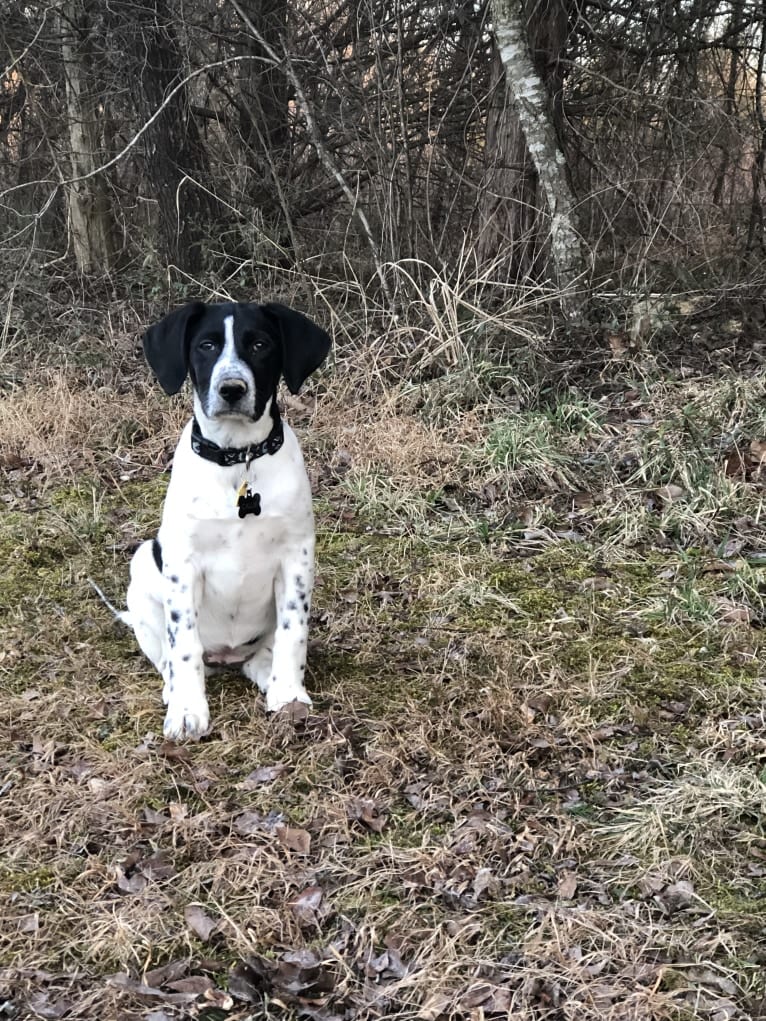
3,0,766,337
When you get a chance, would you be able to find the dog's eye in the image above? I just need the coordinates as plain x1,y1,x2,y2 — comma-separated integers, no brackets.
251,338,266,351
199,339,218,352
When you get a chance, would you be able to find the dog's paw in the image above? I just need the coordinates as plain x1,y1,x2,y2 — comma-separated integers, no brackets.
163,698,210,741
266,684,312,714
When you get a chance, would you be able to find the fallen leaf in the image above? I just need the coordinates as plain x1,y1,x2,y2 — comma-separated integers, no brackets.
17,913,39,933
241,763,290,787
144,960,189,987
289,885,323,927
26,991,74,1019
350,799,386,833
654,484,685,504
184,904,218,943
233,810,264,835
558,870,578,900
158,741,192,759
229,958,272,1002
167,976,213,995
715,598,752,624
168,802,188,822
142,807,169,825
750,438,766,465
116,869,148,895
274,699,310,725
275,823,311,854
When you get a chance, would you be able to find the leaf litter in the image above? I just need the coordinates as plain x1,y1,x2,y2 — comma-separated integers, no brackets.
2,339,766,1020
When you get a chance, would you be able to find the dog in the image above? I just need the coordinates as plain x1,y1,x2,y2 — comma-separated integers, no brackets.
122,300,331,740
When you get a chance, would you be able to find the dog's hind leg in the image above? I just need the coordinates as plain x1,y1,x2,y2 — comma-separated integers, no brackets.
241,639,274,694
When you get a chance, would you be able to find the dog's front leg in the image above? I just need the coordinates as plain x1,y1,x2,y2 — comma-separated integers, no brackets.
265,552,315,712
160,558,210,740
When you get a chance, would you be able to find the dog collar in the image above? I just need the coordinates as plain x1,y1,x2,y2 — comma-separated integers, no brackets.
190,417,284,467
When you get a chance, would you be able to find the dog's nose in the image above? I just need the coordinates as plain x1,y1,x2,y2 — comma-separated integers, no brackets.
218,378,248,403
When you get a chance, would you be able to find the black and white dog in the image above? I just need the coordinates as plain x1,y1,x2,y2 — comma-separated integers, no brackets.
124,301,331,740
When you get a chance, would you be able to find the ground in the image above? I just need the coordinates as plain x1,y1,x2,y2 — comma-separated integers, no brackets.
0,297,765,1020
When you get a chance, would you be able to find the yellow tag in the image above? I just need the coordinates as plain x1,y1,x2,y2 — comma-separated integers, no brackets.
235,480,248,504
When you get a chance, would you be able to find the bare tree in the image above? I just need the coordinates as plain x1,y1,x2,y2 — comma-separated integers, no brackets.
57,0,115,273
481,0,584,307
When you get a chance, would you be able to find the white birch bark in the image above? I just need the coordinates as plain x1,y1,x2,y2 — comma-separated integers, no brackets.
489,0,585,311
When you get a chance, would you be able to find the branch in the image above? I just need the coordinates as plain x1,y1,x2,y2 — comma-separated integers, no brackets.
226,0,395,312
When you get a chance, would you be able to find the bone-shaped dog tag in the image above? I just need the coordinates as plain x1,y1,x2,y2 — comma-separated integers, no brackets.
236,480,261,518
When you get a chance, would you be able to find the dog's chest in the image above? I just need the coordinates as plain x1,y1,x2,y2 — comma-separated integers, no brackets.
158,427,313,640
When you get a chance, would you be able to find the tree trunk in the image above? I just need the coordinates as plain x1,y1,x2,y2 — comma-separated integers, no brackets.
477,46,541,281
482,0,585,310
133,0,211,272
58,1,114,274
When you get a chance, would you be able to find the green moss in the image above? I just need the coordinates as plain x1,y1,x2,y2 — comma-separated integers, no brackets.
0,864,57,893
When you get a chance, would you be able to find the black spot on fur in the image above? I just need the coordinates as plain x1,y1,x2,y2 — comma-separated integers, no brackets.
170,574,179,584
152,538,163,572
287,600,297,611
182,654,190,662
282,620,290,630
303,602,309,613
166,627,176,648
170,609,181,623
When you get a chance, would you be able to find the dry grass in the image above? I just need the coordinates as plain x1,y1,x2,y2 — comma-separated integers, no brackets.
1,300,766,1020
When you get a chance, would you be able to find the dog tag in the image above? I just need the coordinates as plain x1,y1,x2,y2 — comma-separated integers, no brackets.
236,481,261,518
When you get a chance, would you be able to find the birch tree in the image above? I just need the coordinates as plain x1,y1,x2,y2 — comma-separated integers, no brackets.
485,0,585,311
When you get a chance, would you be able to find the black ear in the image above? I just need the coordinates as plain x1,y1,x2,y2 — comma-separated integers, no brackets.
262,302,332,395
142,302,206,395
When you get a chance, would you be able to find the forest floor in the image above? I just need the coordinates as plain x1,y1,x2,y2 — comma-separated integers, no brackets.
1,293,765,1020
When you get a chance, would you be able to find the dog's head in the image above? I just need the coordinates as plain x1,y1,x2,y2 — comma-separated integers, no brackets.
142,301,331,420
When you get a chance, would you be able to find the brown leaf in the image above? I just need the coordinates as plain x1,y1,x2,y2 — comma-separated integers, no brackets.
142,807,169,825
715,597,752,624
158,741,192,759
274,699,310,725
350,798,387,833
184,904,218,943
144,960,189,988
233,810,264,835
106,972,197,1004
460,982,496,1009
275,823,312,854
26,991,74,1019
654,483,685,504
241,763,289,787
116,869,148,895
750,438,766,466
141,852,175,881
723,448,748,477
289,885,323,927
472,867,498,900
166,976,214,995
558,870,578,900
418,992,454,1020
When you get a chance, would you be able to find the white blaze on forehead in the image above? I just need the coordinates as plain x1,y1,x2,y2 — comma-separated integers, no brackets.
220,314,237,368
212,314,249,381
205,313,256,420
